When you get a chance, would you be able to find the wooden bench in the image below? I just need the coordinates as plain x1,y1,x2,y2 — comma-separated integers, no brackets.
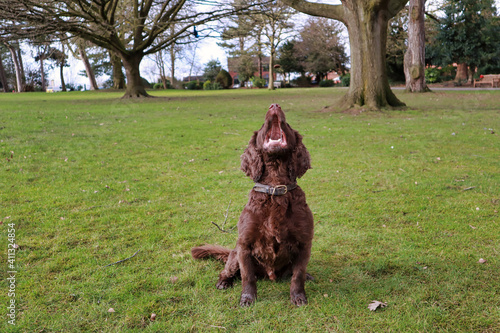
474,74,500,88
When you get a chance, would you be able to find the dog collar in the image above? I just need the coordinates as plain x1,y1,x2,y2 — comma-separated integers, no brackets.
253,182,297,196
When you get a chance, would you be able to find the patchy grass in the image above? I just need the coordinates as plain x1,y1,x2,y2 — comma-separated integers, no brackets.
0,88,499,332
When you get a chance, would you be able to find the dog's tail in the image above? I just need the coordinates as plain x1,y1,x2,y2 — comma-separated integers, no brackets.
191,245,231,263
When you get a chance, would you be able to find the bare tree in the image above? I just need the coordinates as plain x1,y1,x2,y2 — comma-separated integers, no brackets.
77,41,99,90
3,42,23,92
259,1,295,90
282,0,408,110
0,0,265,98
294,17,348,81
33,39,54,91
63,38,99,90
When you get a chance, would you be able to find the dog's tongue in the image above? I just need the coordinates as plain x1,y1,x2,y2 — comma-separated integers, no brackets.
270,115,281,140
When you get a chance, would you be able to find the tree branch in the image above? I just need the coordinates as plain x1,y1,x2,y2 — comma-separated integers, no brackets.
281,0,345,23
103,250,140,268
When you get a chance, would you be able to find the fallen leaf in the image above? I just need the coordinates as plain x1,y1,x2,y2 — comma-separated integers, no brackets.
170,276,179,283
368,300,387,311
150,313,156,321
478,258,486,264
108,308,115,313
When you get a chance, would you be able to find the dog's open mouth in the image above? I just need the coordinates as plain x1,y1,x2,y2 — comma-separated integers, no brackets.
263,114,287,150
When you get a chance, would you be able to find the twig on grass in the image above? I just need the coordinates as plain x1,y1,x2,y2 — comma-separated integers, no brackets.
463,186,476,191
211,200,237,233
103,250,140,268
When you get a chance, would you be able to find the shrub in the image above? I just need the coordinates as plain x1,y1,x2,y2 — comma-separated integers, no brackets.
185,81,203,90
291,75,312,87
425,67,441,83
319,79,335,87
203,80,221,90
216,69,233,89
250,76,266,88
341,73,350,87
153,83,163,90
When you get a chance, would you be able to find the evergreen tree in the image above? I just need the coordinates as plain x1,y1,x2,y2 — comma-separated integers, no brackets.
277,40,303,81
433,0,498,81
203,60,222,82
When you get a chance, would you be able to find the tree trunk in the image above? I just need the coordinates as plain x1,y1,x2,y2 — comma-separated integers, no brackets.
5,43,23,92
110,51,125,89
121,52,149,98
40,56,46,91
170,44,176,89
342,4,405,109
79,47,99,90
404,0,429,92
0,54,8,92
282,0,407,110
468,65,476,85
60,62,66,91
60,43,66,91
455,63,468,82
17,45,26,89
268,37,275,90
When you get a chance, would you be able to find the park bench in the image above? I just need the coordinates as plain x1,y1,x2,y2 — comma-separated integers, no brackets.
473,74,500,88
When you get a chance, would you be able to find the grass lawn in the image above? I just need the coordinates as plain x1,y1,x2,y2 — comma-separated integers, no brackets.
0,88,499,332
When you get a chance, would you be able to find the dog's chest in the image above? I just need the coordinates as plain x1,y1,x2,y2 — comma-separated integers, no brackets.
252,201,297,273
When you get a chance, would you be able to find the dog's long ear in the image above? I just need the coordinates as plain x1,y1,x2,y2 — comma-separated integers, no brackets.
241,132,264,182
289,130,311,181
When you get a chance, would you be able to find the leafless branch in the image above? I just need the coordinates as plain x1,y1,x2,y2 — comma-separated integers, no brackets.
103,250,140,268
211,200,236,233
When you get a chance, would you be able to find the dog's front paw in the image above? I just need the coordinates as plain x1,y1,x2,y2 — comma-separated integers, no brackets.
216,278,233,290
291,292,308,306
240,293,256,307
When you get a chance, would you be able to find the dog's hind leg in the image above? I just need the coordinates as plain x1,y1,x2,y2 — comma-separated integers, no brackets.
216,249,239,290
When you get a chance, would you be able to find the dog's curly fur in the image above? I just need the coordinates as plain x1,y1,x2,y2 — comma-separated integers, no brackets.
192,104,313,306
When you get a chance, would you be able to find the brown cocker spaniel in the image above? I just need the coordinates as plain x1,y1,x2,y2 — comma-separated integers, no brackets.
192,104,313,306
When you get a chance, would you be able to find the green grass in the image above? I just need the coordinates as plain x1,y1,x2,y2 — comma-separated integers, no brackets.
0,88,499,332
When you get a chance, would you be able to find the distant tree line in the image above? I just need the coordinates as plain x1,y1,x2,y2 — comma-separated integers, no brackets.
0,0,499,108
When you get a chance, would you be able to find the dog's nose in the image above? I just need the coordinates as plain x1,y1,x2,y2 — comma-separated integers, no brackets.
269,104,281,110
